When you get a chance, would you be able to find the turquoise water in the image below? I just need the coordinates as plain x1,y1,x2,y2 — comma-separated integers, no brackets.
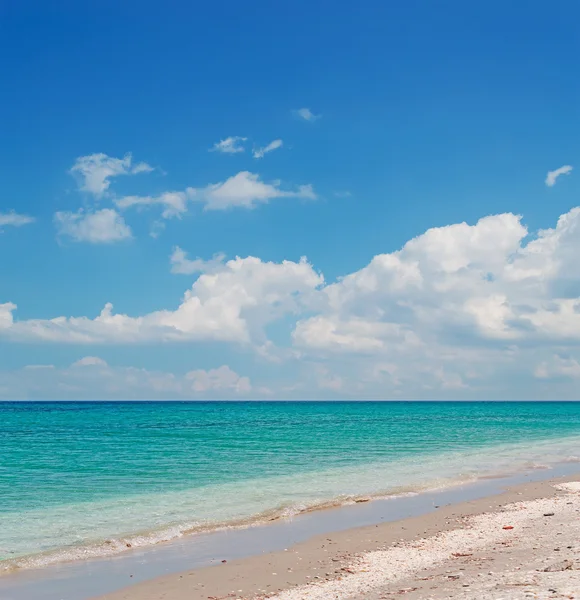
2,401,580,572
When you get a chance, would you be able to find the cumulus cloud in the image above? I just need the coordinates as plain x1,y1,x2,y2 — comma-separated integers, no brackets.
170,247,226,275
116,172,316,216
293,108,320,122
0,212,35,228
5,205,580,398
0,256,323,344
70,153,153,197
545,165,573,187
210,136,247,154
295,212,530,351
54,208,133,243
253,139,283,159
290,207,580,394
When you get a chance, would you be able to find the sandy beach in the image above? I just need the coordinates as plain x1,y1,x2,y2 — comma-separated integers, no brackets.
94,474,580,600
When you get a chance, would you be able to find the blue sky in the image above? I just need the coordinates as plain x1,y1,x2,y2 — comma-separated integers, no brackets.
1,1,580,399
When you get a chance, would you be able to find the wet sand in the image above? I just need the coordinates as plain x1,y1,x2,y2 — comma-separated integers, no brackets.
95,474,580,600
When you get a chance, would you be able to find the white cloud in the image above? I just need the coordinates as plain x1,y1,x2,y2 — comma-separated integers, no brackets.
333,191,352,198
116,172,316,216
253,139,283,159
170,247,226,275
200,171,316,210
545,165,573,187
301,212,529,348
54,208,132,243
0,303,16,329
293,316,421,354
294,108,320,122
0,256,323,344
186,365,251,393
0,361,254,400
70,153,153,197
71,356,108,367
0,212,35,228
6,205,580,399
115,190,191,219
210,136,247,154
289,206,580,394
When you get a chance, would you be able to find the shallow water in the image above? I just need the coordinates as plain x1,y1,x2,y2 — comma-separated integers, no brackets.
2,463,579,600
2,401,580,571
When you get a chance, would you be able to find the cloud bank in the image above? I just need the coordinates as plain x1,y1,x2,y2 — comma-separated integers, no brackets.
0,359,254,400
4,206,580,398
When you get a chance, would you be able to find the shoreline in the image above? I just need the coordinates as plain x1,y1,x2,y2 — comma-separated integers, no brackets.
95,473,580,600
2,462,580,600
4,435,580,577
0,478,481,576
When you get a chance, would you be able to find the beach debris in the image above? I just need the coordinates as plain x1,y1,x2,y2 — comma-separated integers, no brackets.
451,552,473,557
221,559,227,563
355,498,370,503
543,559,573,572
543,512,555,517
502,526,514,530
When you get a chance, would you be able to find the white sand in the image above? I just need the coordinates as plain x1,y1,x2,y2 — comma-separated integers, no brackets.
265,483,580,600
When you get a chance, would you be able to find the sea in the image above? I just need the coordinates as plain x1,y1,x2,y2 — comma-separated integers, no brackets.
2,401,580,574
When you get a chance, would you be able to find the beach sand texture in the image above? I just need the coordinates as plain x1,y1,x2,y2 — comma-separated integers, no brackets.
96,478,580,600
